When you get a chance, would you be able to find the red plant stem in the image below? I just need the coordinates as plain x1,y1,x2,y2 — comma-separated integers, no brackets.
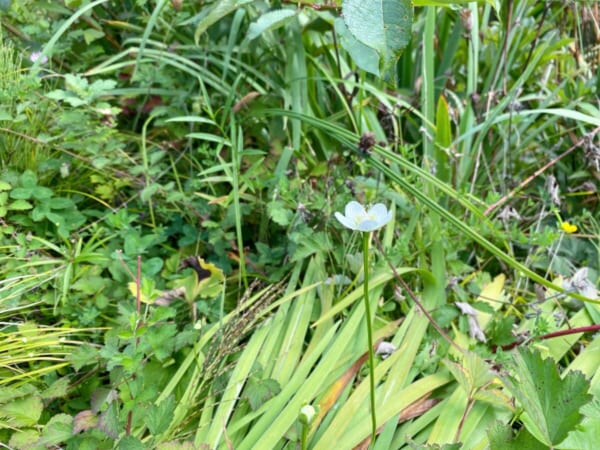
136,255,142,314
126,256,143,436
493,324,600,352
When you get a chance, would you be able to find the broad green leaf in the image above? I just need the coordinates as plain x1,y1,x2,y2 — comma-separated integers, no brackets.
145,323,177,361
8,429,40,449
443,352,496,395
141,183,160,202
41,377,70,400
146,395,175,435
47,197,74,209
267,200,293,226
9,187,34,200
501,348,591,446
558,415,600,450
20,170,37,188
0,394,43,426
243,377,281,410
98,402,119,439
90,387,117,413
341,0,413,74
31,186,53,200
178,257,225,301
0,108,12,120
83,28,104,44
487,421,547,450
46,89,88,107
117,435,145,450
334,17,379,76
8,199,33,210
143,257,164,277
38,413,73,446
0,385,38,403
0,181,11,190
246,9,297,41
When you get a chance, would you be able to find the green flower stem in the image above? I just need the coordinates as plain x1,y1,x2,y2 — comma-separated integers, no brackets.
301,423,308,450
362,231,377,446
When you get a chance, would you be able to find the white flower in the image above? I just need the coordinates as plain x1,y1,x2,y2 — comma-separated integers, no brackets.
563,267,598,300
456,302,486,342
299,405,316,425
375,341,397,359
324,274,352,285
29,51,48,64
334,201,392,232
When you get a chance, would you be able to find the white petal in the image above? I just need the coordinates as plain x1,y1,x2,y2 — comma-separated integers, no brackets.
468,316,486,342
335,211,358,230
369,204,392,228
356,220,380,232
379,210,393,227
368,203,388,220
376,341,397,358
345,201,366,220
456,301,477,315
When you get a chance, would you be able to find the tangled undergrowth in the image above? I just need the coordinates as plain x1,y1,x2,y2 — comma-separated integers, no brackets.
1,1,599,449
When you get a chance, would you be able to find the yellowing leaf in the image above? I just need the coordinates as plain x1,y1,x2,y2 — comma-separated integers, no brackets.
178,256,225,301
127,279,162,304
477,274,506,330
194,258,224,299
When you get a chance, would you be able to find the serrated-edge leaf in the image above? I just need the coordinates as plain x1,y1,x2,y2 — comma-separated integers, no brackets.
73,410,99,434
0,394,43,426
503,349,592,446
41,377,70,400
8,429,40,449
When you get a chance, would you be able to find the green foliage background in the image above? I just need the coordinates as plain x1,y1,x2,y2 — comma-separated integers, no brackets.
1,0,599,449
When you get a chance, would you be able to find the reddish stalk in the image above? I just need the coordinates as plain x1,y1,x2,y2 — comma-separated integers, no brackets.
493,324,600,352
